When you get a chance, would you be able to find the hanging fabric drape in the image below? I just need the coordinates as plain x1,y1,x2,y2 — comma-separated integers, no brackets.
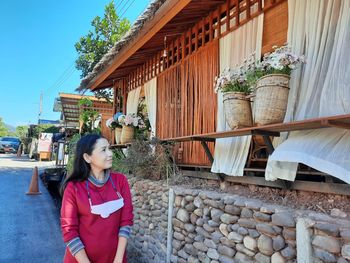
265,0,350,184
211,14,264,176
126,86,141,115
144,78,157,137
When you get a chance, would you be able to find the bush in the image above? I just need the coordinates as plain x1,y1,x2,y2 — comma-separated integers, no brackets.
66,134,81,175
117,137,178,180
111,148,129,174
31,124,59,138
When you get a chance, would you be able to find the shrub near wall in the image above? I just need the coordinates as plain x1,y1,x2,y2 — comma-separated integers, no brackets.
128,177,169,263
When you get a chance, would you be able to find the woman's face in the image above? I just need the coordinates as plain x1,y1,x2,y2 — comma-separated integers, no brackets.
86,138,113,171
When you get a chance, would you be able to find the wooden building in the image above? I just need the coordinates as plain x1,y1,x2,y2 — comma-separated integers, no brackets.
54,93,114,142
78,0,350,188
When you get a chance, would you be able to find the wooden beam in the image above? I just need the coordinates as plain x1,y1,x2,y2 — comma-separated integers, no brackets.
262,135,275,155
227,0,231,31
252,129,280,137
321,120,350,129
89,0,191,91
246,0,251,19
182,170,350,196
59,93,108,102
193,137,216,142
200,141,214,164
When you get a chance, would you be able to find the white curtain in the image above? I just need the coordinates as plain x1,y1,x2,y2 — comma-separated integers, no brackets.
211,14,264,176
144,77,157,137
266,0,350,184
126,86,141,115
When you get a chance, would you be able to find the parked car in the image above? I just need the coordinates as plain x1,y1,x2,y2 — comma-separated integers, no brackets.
0,137,21,153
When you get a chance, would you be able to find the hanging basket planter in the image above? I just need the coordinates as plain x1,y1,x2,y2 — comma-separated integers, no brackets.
114,127,122,144
120,125,134,144
253,74,290,126
223,92,253,130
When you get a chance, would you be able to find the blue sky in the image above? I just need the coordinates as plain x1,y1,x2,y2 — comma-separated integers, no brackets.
0,0,150,127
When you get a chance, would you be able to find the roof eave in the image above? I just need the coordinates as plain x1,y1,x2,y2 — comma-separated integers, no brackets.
78,0,191,92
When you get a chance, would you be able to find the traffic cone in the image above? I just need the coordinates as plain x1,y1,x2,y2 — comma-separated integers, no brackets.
26,166,41,195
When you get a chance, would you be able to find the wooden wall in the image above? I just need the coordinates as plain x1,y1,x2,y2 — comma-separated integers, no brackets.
101,112,114,144
157,41,219,165
156,1,289,166
122,0,289,166
92,101,114,144
262,0,288,54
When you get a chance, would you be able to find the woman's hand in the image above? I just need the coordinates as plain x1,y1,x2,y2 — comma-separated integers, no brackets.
75,249,91,263
113,236,128,263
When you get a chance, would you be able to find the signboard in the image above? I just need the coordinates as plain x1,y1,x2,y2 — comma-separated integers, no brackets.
38,119,60,125
37,133,53,152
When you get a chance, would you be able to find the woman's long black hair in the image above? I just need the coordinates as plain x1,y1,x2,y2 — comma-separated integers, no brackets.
60,134,102,194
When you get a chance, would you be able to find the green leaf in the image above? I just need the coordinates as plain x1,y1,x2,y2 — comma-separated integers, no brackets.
74,1,131,78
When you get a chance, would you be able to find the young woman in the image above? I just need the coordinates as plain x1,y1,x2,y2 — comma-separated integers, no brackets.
60,134,133,263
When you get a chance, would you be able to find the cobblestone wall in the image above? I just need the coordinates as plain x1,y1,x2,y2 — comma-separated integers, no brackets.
128,178,169,263
310,220,350,262
127,177,350,263
171,189,298,263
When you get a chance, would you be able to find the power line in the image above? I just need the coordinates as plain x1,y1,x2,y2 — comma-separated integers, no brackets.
118,0,132,16
120,0,136,18
44,0,143,98
115,0,126,12
48,68,76,95
45,61,76,94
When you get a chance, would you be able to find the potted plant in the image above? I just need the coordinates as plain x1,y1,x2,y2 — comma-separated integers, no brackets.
135,98,152,140
118,113,145,144
214,60,255,129
252,45,305,125
78,98,100,134
106,112,124,144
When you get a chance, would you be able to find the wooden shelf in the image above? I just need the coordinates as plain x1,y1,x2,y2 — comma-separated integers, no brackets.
110,143,131,149
162,114,350,142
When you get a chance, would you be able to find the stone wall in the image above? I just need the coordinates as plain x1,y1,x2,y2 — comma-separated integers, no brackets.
127,177,350,263
128,178,169,263
310,220,350,262
171,189,298,263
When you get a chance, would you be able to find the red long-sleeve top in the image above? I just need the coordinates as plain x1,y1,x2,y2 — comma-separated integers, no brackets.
60,172,133,263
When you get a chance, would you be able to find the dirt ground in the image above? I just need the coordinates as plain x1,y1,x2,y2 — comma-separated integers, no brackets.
171,175,350,219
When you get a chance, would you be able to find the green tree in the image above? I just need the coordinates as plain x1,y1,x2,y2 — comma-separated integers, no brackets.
15,125,29,153
31,124,59,138
75,1,131,102
15,125,28,140
0,118,9,137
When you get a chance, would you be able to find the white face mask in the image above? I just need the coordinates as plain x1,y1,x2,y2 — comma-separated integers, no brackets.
86,178,124,218
90,198,124,218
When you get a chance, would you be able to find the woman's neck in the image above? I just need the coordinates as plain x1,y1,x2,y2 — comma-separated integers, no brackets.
90,169,105,180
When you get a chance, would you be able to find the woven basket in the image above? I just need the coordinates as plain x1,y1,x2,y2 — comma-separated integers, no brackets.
114,127,122,144
223,92,253,130
120,126,134,144
253,74,290,126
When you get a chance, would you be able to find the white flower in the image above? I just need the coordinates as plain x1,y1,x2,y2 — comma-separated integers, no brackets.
132,117,139,127
124,115,134,126
118,115,125,123
258,44,305,74
106,118,113,128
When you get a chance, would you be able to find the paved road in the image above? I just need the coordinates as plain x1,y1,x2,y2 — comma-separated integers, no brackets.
0,154,65,263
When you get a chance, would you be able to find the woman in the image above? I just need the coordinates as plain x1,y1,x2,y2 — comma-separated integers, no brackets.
60,134,133,263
